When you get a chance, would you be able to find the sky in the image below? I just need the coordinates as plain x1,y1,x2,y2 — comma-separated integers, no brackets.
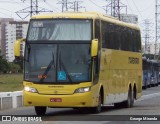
0,0,156,43
0,0,155,22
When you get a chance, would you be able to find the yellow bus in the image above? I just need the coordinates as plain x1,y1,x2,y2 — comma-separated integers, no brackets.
14,12,142,115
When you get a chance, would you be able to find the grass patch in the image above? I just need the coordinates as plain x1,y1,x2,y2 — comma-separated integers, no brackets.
0,74,23,92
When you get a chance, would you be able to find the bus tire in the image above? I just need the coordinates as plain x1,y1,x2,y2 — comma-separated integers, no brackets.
114,102,122,108
91,93,102,113
155,83,159,86
35,106,46,116
123,87,134,108
148,84,151,88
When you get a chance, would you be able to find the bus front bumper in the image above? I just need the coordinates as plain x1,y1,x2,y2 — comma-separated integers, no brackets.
23,91,97,107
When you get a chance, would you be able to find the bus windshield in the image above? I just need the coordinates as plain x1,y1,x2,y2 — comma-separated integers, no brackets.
27,19,92,41
24,44,91,83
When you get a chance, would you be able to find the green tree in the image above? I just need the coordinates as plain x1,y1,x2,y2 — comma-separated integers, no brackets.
8,62,21,73
13,56,24,71
0,56,10,73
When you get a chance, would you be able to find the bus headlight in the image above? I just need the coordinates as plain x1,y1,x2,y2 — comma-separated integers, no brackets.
74,87,91,93
24,86,38,93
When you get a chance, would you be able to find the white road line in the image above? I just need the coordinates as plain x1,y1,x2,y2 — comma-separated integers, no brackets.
136,92,160,102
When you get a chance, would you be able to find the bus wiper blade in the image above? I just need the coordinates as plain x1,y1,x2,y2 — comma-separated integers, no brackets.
39,52,55,83
59,51,72,83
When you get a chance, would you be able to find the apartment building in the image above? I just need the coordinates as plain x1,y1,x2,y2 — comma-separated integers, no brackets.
0,19,28,62
142,42,160,55
0,18,14,56
120,14,138,24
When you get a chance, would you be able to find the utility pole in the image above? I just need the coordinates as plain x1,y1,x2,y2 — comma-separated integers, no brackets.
57,0,72,12
155,0,160,59
70,0,85,12
142,19,154,54
103,0,127,20
16,0,53,20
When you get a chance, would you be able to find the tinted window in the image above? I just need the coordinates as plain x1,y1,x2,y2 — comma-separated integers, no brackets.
101,20,141,52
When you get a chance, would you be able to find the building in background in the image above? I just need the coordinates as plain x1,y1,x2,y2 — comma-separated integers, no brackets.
142,42,160,55
120,14,138,24
0,19,28,62
5,21,28,62
0,18,14,56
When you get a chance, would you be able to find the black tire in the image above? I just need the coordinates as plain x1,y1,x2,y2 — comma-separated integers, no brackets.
155,83,159,86
35,106,47,116
143,81,147,90
151,83,155,87
145,82,148,89
142,85,147,90
91,93,102,113
114,102,122,109
122,87,134,108
148,84,151,88
144,83,147,89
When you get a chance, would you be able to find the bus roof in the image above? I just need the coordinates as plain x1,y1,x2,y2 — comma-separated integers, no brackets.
31,12,140,30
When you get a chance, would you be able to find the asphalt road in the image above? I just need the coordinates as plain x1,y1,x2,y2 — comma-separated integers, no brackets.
1,86,160,124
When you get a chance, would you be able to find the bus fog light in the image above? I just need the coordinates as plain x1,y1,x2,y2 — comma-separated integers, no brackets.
24,86,38,93
74,87,91,93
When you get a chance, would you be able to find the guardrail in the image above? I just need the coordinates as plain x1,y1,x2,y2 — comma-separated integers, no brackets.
0,91,23,110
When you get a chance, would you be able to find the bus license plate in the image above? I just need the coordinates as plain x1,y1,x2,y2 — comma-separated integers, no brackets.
50,98,62,102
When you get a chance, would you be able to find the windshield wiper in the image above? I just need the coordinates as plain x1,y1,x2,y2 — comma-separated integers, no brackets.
39,51,55,83
59,51,72,83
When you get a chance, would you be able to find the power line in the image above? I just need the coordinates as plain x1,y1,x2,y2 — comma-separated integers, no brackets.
0,0,29,7
88,0,105,11
0,11,13,18
70,1,85,12
0,8,13,13
131,0,144,20
57,0,72,12
15,0,53,20
45,1,61,12
125,0,154,13
0,1,23,3
124,0,135,14
103,0,127,20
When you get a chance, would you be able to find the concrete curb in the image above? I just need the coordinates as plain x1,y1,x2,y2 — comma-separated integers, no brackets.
0,91,23,110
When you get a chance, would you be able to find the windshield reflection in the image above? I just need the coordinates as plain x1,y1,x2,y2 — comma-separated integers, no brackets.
27,20,91,41
24,44,91,84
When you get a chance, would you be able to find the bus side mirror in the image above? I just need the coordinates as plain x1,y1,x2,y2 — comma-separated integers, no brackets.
91,39,98,57
14,38,26,58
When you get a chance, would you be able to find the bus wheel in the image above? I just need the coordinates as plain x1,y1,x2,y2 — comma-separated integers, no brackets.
155,83,159,86
123,87,134,108
91,93,102,113
35,106,46,116
148,84,151,88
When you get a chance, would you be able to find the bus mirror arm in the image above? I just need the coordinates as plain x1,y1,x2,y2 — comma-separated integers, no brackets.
91,39,98,57
14,38,26,58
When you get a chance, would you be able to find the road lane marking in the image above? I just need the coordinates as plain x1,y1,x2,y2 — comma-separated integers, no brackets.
136,92,160,102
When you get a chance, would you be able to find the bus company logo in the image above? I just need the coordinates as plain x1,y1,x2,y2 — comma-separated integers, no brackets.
128,57,139,64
